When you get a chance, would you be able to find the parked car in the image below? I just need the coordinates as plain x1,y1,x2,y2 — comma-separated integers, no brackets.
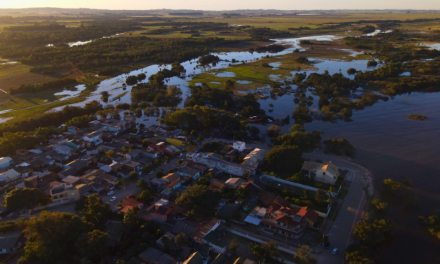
107,191,115,196
332,248,339,255
110,196,117,202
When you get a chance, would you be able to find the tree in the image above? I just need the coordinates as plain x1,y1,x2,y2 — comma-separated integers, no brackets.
137,190,153,204
242,171,249,180
248,126,260,138
76,230,109,262
123,208,139,230
346,250,374,264
315,188,326,203
129,171,138,180
353,219,395,248
262,146,303,174
136,179,149,191
186,209,195,220
294,244,316,264
156,170,164,178
267,125,281,137
143,164,151,172
126,75,138,85
176,185,221,215
153,159,160,167
249,241,280,263
161,235,171,248
196,177,210,186
4,188,48,211
118,178,127,198
174,233,188,248
79,194,112,230
303,189,309,199
230,239,239,254
324,138,355,157
371,199,388,212
236,187,249,199
22,212,91,264
105,150,114,158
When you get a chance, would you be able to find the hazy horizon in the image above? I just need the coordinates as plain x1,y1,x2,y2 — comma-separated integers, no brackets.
1,0,440,11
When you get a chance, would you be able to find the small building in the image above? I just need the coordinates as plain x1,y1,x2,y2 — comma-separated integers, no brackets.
67,126,80,135
301,161,340,185
83,131,103,146
225,178,245,189
61,175,81,186
138,247,178,264
172,219,199,239
50,144,73,156
233,141,245,152
243,148,267,168
50,183,80,204
176,161,206,180
120,196,144,214
202,224,228,254
156,232,175,250
0,169,21,183
151,205,174,224
0,231,24,254
23,175,39,188
0,157,13,169
126,149,142,161
209,180,225,192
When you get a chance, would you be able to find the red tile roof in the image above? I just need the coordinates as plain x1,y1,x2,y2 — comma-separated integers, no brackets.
297,206,319,223
274,214,302,228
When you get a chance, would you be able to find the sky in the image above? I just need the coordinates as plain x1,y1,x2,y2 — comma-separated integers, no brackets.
0,0,440,11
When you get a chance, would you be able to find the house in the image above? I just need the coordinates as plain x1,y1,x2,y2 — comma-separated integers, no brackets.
0,232,24,254
83,131,103,145
224,149,239,162
89,120,101,126
120,196,144,213
243,148,267,168
211,253,227,264
160,173,181,184
156,232,175,249
67,126,80,135
220,145,233,155
105,221,124,247
241,180,266,194
189,153,256,177
183,252,206,264
50,183,80,204
80,169,117,193
202,224,228,254
225,178,245,189
50,144,73,156
126,149,142,161
296,206,319,227
23,175,39,188
172,219,199,239
76,183,92,196
49,181,63,188
0,169,21,183
259,196,309,239
58,168,78,178
65,139,82,149
233,141,245,152
209,180,225,192
176,161,206,180
138,247,178,264
161,180,182,199
61,175,81,186
150,205,174,224
0,157,13,169
301,161,340,185
65,160,88,175
120,159,142,171
97,145,117,153
194,218,221,244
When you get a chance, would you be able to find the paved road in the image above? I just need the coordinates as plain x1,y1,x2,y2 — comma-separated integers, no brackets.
303,151,369,264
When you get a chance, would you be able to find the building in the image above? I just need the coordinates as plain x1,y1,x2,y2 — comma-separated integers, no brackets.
301,161,340,185
61,175,81,186
83,131,103,145
138,247,178,264
183,252,206,264
120,196,144,213
176,161,206,180
67,126,80,135
150,204,174,224
0,232,24,254
126,149,142,161
189,153,255,177
172,219,199,239
50,183,80,204
0,157,13,169
23,175,39,188
50,144,73,156
202,224,228,254
225,178,245,189
0,169,21,183
243,148,267,168
233,141,246,152
209,180,225,192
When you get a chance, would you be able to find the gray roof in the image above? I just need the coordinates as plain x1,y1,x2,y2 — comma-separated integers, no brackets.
0,231,22,249
172,220,199,238
138,247,177,264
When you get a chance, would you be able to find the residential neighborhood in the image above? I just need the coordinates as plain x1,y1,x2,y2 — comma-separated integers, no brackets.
0,113,370,264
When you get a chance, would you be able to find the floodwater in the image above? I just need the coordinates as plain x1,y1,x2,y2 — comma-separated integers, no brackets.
67,33,122,47
3,33,440,263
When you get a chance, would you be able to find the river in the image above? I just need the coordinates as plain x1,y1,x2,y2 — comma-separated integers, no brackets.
4,33,440,263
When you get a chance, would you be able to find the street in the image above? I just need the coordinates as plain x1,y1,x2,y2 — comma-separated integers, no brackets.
303,151,370,264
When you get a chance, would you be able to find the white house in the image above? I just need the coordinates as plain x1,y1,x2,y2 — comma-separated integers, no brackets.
0,169,21,183
83,131,103,145
0,157,13,169
301,161,340,185
233,141,246,152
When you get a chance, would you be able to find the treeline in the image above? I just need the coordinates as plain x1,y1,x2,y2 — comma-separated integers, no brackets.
4,22,66,31
246,27,293,41
16,37,234,72
9,78,77,94
0,101,102,136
